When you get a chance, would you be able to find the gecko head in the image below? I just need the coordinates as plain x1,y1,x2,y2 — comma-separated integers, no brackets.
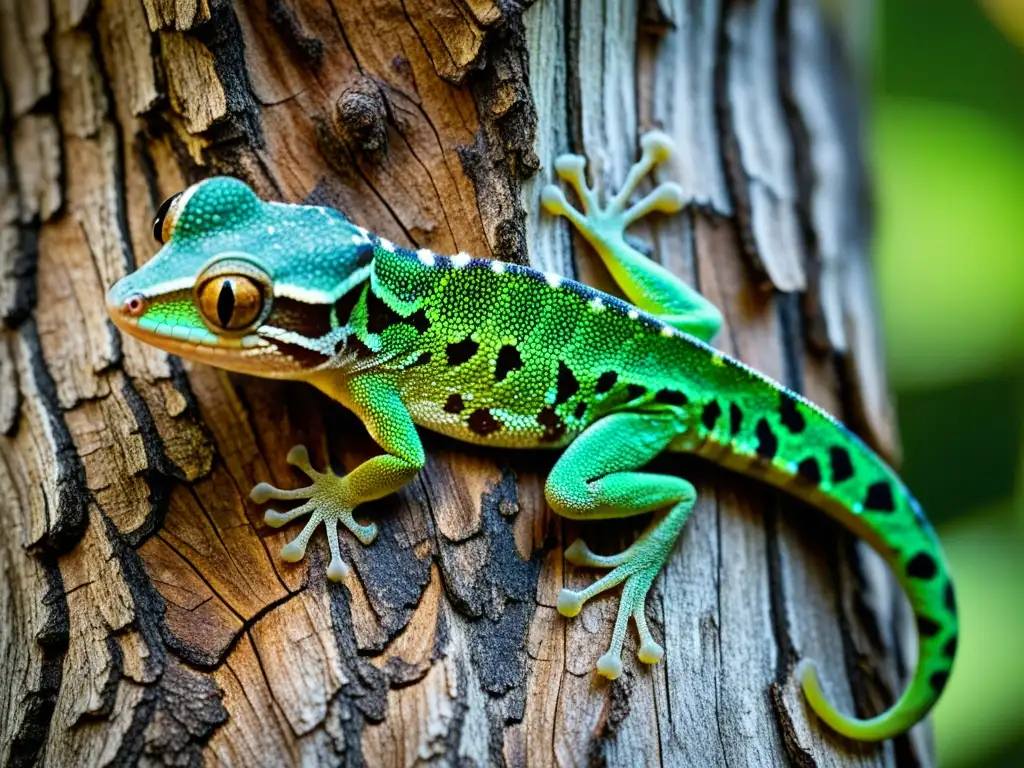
107,177,373,378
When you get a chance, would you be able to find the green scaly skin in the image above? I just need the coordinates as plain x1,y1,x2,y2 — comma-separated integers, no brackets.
107,133,956,742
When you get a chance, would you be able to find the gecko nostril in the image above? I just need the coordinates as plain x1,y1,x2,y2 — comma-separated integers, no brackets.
123,294,147,317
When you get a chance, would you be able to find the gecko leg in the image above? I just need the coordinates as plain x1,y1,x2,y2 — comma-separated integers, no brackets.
546,410,695,679
250,375,424,581
541,131,723,342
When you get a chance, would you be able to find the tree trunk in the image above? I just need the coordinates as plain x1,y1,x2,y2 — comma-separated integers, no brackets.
0,0,935,765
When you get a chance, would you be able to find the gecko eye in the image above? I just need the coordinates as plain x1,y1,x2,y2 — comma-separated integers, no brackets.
197,275,266,331
195,258,273,333
153,192,183,244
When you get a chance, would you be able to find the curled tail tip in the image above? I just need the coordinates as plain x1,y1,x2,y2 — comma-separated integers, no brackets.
798,659,913,742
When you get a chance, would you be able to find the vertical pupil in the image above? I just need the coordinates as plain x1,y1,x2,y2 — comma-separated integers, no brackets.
217,279,236,327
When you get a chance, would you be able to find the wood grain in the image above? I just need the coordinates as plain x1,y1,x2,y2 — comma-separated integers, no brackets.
0,0,931,764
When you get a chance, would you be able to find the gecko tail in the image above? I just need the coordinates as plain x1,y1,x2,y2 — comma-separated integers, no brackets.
799,658,931,741
793,493,957,741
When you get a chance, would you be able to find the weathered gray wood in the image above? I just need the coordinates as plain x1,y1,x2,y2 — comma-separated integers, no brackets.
0,0,932,765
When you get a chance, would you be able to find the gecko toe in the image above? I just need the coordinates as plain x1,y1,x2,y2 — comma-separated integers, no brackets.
250,482,276,503
326,557,350,581
557,588,584,617
597,653,624,680
638,639,664,664
279,540,306,562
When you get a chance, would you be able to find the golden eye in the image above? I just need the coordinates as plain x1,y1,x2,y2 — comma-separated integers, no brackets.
197,275,265,331
153,192,182,244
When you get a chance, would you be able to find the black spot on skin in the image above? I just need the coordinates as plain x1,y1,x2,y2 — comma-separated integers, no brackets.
217,280,235,327
343,334,374,359
444,394,464,414
729,403,743,435
446,337,479,366
364,291,428,335
595,371,618,394
573,401,587,420
755,418,778,461
906,552,938,580
944,636,957,658
409,351,431,367
655,389,688,406
405,308,429,333
917,616,941,637
468,408,501,436
829,447,854,483
354,246,374,268
930,671,949,692
495,345,523,382
625,384,646,402
365,287,401,334
864,481,896,512
797,457,822,484
555,362,579,405
945,582,957,613
333,286,362,327
537,406,567,443
701,400,722,431
779,394,806,433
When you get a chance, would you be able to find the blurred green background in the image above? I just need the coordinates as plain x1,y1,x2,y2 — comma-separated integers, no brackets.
873,0,1024,764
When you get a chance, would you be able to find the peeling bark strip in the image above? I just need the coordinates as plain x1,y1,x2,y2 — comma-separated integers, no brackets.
0,1,931,765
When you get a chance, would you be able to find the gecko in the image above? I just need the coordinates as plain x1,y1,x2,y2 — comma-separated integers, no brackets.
106,132,956,742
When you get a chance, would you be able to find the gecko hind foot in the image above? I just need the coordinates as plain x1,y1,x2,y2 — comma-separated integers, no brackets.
541,130,685,240
249,444,377,581
557,504,689,679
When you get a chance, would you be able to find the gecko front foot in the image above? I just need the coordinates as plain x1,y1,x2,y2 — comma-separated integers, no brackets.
557,504,689,679
540,131,685,244
250,445,378,581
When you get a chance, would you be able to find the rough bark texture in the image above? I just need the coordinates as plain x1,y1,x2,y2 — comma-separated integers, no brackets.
0,0,934,765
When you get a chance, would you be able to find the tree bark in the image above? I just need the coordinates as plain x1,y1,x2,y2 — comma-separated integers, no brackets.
0,0,935,765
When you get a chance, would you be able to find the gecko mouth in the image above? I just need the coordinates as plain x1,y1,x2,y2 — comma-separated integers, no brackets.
105,288,307,377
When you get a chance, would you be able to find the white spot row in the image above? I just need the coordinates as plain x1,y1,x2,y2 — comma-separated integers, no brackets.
451,252,472,268
417,249,436,267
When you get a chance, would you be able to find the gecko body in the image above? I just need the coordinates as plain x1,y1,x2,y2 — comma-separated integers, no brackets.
107,133,956,742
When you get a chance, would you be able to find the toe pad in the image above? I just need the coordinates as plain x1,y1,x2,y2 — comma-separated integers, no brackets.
638,639,664,664
597,653,624,680
286,445,310,466
279,541,306,563
250,483,275,504
327,558,349,581
557,588,583,617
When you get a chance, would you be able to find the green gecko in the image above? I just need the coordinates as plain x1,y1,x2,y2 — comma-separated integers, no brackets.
107,132,956,742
